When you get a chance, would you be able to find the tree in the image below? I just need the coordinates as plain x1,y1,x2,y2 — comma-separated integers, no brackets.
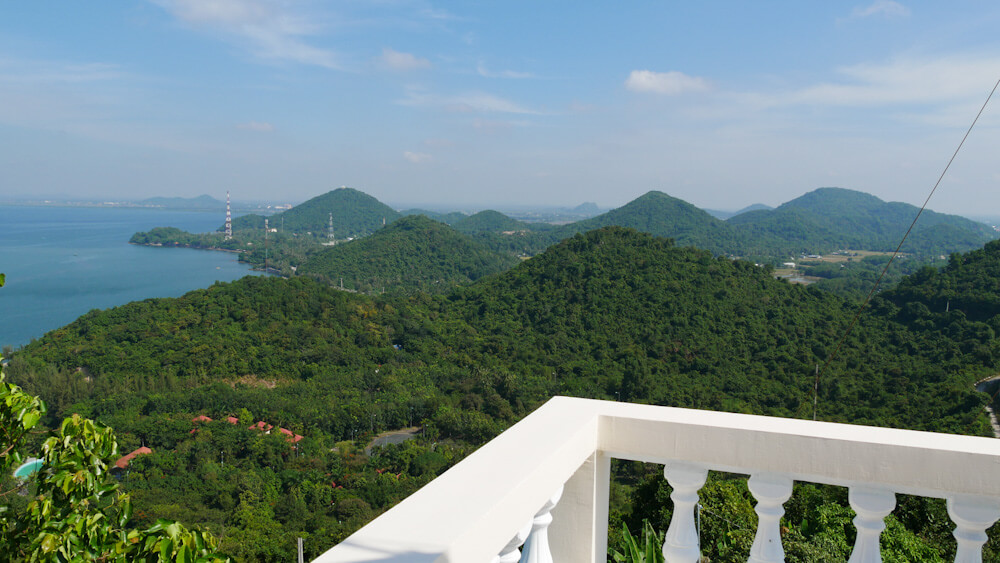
1,276,228,562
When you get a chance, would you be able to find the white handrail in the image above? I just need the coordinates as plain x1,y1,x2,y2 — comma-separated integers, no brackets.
316,397,1000,562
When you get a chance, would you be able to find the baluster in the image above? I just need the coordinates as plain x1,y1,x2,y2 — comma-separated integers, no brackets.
947,495,1000,563
662,463,708,563
847,487,895,563
520,486,563,563
492,521,533,563
747,473,793,563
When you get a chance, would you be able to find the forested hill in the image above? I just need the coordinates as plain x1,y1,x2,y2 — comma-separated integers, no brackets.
400,209,469,224
229,187,401,236
297,215,519,294
547,191,741,253
20,227,996,434
12,225,1000,559
879,239,1000,324
446,227,995,430
452,210,532,234
728,187,996,255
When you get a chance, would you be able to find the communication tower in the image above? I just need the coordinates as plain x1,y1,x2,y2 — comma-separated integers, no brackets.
328,213,335,244
224,191,232,240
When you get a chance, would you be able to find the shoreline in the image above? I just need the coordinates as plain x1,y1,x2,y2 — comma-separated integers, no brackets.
129,241,245,255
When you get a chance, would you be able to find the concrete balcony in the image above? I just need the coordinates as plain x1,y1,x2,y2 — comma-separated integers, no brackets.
316,397,1000,563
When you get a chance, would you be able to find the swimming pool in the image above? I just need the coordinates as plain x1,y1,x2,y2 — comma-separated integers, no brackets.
13,458,43,479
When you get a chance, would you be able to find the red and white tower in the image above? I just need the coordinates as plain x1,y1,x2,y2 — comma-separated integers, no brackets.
225,191,232,240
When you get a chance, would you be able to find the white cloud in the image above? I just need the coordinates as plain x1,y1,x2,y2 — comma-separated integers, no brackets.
380,48,431,71
403,151,431,163
625,70,709,95
399,88,542,115
477,62,533,79
151,0,339,69
851,0,911,19
0,60,123,84
238,121,274,132
782,56,1000,107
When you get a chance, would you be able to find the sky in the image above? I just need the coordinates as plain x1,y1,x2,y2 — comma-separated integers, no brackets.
2,1,1000,214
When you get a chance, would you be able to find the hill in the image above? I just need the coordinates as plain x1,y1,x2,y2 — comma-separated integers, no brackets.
705,203,773,220
399,209,469,224
880,239,1000,324
139,194,224,210
547,191,742,253
452,210,532,234
229,187,401,236
297,215,519,294
728,187,996,255
10,226,1000,558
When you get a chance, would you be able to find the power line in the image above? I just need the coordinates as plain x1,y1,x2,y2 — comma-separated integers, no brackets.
812,76,1000,421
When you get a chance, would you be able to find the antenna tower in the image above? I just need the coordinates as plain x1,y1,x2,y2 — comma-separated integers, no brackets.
224,191,232,240
328,212,335,244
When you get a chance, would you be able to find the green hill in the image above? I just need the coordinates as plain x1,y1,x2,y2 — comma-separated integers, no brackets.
400,209,469,224
728,187,996,255
297,215,519,294
880,239,1000,324
452,210,532,234
545,191,743,253
229,187,401,236
11,225,1000,559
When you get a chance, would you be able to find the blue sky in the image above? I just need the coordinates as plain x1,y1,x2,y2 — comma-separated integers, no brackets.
2,1,1000,213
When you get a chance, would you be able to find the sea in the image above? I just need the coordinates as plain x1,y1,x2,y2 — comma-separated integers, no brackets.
0,205,259,350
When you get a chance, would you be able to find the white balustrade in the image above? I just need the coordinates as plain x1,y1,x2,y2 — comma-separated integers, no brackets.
662,463,709,563
519,486,563,563
492,522,532,563
847,487,896,563
747,473,793,563
315,397,1000,563
948,495,1000,563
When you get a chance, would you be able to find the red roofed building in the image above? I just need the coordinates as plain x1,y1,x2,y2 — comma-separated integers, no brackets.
115,446,152,470
278,427,304,443
192,415,213,423
226,416,239,424
249,420,274,433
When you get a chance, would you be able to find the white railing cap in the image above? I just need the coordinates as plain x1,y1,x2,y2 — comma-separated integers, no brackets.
317,397,1000,562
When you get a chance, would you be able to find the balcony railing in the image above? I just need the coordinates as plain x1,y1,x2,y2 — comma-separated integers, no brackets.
315,397,1000,563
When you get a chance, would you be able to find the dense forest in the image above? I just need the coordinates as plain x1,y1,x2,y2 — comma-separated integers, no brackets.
298,215,520,294
130,187,998,298
8,225,1000,560
228,188,400,236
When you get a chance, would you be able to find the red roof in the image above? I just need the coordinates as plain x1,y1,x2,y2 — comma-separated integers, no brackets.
226,416,239,424
192,415,213,423
115,446,153,470
278,427,304,443
249,421,274,433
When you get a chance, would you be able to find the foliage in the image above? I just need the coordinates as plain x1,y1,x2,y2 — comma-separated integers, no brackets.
229,188,400,236
0,371,228,561
610,520,664,563
299,215,519,294
8,225,1000,559
728,187,996,257
451,210,532,235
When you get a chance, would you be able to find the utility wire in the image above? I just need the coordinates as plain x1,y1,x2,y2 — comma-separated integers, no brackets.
812,76,1000,421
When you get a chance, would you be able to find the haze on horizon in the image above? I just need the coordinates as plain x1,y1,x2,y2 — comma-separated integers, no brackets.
2,1,1000,215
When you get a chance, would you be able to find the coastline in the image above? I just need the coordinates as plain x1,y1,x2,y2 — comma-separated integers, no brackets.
128,241,245,255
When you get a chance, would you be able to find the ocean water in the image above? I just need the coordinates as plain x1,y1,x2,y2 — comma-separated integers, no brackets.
0,205,259,350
